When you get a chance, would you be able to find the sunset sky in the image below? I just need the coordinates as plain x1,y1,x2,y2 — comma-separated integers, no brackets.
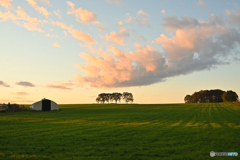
1,0,240,104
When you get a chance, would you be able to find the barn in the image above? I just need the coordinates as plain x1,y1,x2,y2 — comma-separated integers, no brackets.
30,98,59,111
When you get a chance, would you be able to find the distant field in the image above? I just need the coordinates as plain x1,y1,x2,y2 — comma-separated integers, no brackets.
0,103,240,160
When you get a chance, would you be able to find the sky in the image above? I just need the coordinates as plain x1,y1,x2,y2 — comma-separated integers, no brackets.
1,0,240,104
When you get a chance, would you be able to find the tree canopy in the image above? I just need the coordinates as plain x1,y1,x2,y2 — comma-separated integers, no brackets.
96,92,134,104
184,89,238,103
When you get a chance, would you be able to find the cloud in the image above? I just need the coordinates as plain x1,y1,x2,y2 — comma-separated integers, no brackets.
16,6,44,32
46,82,75,90
46,33,54,37
162,10,166,14
69,28,98,44
105,25,129,45
118,21,123,26
40,0,50,4
196,0,207,6
16,81,35,87
53,42,60,48
74,44,166,88
0,7,44,32
125,12,150,27
97,25,104,32
0,99,33,103
52,21,97,44
67,1,99,24
0,10,17,21
225,10,240,26
137,10,150,16
79,43,98,53
13,92,29,96
51,21,71,30
26,0,49,17
0,0,12,9
74,15,240,88
0,81,10,87
46,84,71,90
156,15,238,60
63,31,67,37
105,0,121,5
105,32,124,45
53,10,61,19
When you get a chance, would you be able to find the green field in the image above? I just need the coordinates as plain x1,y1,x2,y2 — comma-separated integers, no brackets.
0,103,240,160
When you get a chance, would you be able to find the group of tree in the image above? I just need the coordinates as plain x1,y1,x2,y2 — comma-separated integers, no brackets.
184,89,239,103
96,92,134,104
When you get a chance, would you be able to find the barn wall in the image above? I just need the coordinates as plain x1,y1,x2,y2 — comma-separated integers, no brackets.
51,101,59,110
30,101,42,111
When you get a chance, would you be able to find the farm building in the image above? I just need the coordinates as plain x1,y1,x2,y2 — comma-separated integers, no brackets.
30,98,59,111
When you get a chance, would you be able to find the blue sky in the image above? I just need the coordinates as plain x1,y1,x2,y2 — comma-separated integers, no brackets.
0,0,240,104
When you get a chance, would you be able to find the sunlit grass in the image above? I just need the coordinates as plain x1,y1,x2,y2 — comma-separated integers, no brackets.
0,103,240,159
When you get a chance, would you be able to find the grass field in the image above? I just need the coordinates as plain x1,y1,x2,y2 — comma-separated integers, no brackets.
0,103,240,160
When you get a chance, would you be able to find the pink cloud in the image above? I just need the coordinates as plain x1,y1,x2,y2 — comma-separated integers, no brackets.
74,44,166,88
40,0,50,4
52,21,97,44
0,10,17,21
137,10,150,17
53,10,61,19
105,25,129,45
67,1,99,24
26,0,49,17
51,21,71,30
74,15,240,88
125,12,150,27
0,8,44,32
69,28,98,44
105,32,124,45
53,42,60,48
46,33,54,37
0,0,12,9
224,10,240,26
12,6,44,32
12,92,29,96
196,0,207,6
46,81,76,90
162,10,166,14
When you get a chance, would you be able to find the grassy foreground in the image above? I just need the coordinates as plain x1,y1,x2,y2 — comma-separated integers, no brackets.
0,103,240,160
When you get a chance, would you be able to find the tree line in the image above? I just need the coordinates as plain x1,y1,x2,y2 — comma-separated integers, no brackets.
184,89,239,103
96,92,134,104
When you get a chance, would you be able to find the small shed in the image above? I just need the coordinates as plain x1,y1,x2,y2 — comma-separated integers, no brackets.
30,98,59,111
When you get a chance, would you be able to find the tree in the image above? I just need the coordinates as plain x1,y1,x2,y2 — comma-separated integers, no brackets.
105,93,112,104
123,92,134,104
223,90,238,102
96,93,107,104
185,89,237,103
96,97,101,104
112,92,122,104
184,95,191,103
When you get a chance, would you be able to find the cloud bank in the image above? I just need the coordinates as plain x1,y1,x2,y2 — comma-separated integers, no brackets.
75,14,240,88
